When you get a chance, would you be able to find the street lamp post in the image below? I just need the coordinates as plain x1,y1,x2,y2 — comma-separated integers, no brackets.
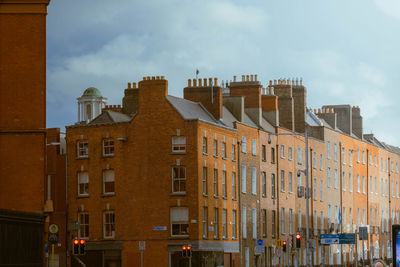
269,129,311,267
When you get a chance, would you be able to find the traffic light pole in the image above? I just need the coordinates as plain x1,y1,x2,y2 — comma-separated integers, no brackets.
51,244,55,267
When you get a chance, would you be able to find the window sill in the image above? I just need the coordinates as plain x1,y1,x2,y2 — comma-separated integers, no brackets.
103,237,115,240
170,235,189,239
171,152,187,155
203,193,208,197
77,195,89,198
222,196,227,200
262,195,266,198
232,237,238,240
214,195,220,199
232,198,237,201
213,237,220,240
170,192,187,196
223,237,229,240
102,193,115,197
232,159,237,162
102,154,115,158
213,155,219,158
262,159,266,162
222,157,227,160
76,156,89,160
202,236,209,240
203,152,208,156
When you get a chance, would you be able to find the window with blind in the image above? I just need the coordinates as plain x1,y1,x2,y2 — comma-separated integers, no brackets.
103,170,115,195
170,207,189,236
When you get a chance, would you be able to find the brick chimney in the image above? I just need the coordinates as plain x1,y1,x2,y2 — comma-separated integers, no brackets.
351,106,363,139
223,96,245,122
322,105,352,135
138,76,168,112
183,77,223,120
292,79,307,133
269,79,294,131
229,74,262,126
261,86,279,126
122,82,138,115
316,107,337,129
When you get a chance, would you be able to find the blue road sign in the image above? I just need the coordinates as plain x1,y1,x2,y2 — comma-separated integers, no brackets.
339,233,356,244
320,234,339,245
257,239,264,246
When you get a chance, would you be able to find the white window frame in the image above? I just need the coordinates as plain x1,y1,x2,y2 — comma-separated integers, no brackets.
172,136,186,153
252,208,257,239
102,170,115,195
103,211,115,239
172,166,186,193
252,139,256,156
78,172,89,196
102,139,114,157
288,147,292,161
252,167,257,195
242,207,247,238
78,212,89,239
77,140,88,158
241,136,246,153
241,165,246,193
171,207,189,237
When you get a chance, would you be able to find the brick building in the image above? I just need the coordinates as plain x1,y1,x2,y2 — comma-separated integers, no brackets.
66,75,400,267
0,0,51,266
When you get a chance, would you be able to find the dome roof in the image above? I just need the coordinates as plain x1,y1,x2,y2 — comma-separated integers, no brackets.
82,87,102,98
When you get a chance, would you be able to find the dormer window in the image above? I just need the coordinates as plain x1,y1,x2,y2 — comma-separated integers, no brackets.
172,136,186,153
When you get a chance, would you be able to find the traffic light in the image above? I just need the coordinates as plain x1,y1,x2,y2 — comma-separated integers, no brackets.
182,245,192,258
282,241,287,252
296,233,301,248
73,239,79,255
79,239,86,255
182,245,188,257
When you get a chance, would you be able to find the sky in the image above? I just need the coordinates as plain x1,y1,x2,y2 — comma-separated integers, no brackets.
47,0,400,146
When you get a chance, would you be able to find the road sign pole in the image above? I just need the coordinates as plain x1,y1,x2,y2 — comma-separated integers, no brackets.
362,240,365,267
140,250,143,267
51,244,54,267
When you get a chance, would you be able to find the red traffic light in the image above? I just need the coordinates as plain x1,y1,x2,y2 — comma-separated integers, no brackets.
282,241,287,245
182,245,187,250
73,239,79,245
296,234,301,239
80,239,86,245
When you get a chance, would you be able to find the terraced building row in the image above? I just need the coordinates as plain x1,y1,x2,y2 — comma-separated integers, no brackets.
66,75,400,266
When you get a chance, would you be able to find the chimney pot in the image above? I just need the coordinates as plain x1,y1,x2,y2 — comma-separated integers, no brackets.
143,77,146,81
128,82,131,89
269,80,272,86
161,76,165,80
198,79,202,86
233,75,237,82
242,75,245,81
203,78,207,86
147,76,151,80
151,76,155,80
133,82,136,88
250,74,254,81
188,79,192,87
209,78,212,86
214,77,218,85
255,74,258,81
193,79,197,86
156,76,160,80
246,75,250,81
274,80,277,85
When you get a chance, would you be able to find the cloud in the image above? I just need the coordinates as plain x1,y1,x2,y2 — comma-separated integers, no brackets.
374,0,400,20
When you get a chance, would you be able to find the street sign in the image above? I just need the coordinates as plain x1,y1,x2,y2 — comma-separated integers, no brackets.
320,234,339,245
139,241,146,251
153,226,167,231
257,239,264,246
339,233,356,244
255,245,265,254
276,239,282,248
48,233,58,244
359,226,368,240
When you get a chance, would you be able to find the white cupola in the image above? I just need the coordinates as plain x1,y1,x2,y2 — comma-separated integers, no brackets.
77,87,107,123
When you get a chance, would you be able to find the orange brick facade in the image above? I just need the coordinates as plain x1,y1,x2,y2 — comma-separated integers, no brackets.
64,76,400,267
0,1,50,266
